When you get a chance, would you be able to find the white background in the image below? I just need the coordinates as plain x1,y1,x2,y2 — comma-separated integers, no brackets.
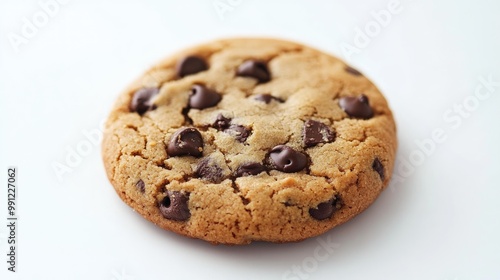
1,0,500,279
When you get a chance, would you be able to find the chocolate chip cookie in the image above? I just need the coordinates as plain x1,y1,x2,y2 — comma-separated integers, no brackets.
102,38,397,244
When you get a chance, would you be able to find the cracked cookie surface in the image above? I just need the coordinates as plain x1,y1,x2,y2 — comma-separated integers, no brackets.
102,38,397,244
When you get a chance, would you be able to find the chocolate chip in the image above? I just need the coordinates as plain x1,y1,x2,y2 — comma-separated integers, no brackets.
303,120,335,148
129,88,159,115
254,94,283,104
189,85,222,109
235,162,266,177
237,60,270,83
213,114,231,130
181,106,194,125
135,179,145,193
268,145,307,173
159,190,190,221
339,94,374,119
225,124,251,142
211,115,251,142
345,66,362,76
372,158,385,180
309,196,342,220
167,128,203,157
195,157,225,183
284,201,294,207
176,56,208,78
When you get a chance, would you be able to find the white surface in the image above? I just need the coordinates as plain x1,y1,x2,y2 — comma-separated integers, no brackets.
1,0,500,279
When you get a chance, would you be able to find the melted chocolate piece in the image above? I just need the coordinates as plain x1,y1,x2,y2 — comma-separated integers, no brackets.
303,120,335,148
159,191,191,221
195,157,225,183
372,158,385,180
189,85,222,109
213,114,231,130
135,179,145,193
237,60,270,83
235,162,266,177
309,196,342,220
176,56,208,77
339,94,374,119
225,125,251,142
254,94,283,104
167,128,203,157
268,145,307,173
129,88,159,115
